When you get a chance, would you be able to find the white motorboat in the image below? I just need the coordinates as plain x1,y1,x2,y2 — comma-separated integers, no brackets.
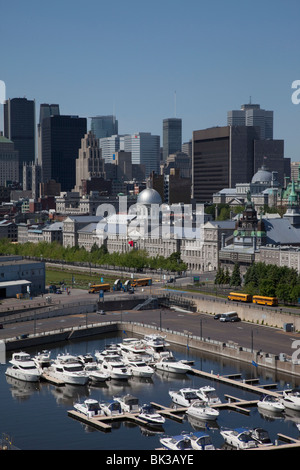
159,433,193,451
45,353,89,385
196,386,222,405
190,431,215,450
168,388,199,407
101,400,123,416
5,351,41,382
125,358,154,378
33,350,52,369
155,356,191,374
74,399,104,418
257,394,285,413
281,388,300,411
220,427,257,449
114,394,140,413
143,334,170,349
250,428,272,447
138,404,165,425
95,344,121,362
119,338,152,362
99,355,132,380
186,401,219,421
84,363,110,383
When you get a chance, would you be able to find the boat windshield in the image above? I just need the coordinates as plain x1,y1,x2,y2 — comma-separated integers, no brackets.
64,364,84,372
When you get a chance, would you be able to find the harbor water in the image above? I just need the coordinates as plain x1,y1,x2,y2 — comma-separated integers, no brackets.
1,332,300,451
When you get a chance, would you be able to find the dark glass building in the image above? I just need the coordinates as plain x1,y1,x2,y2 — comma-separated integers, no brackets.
40,115,87,191
192,126,260,203
4,97,35,182
163,118,182,162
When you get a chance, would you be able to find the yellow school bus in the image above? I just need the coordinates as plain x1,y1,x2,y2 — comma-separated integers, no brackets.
131,278,152,287
252,295,278,306
228,292,252,302
88,283,110,294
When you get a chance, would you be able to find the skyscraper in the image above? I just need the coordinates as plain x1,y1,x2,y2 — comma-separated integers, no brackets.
163,118,182,162
74,131,105,195
40,115,87,191
37,103,60,170
227,103,273,139
90,115,118,140
124,132,160,178
3,97,35,181
192,126,260,202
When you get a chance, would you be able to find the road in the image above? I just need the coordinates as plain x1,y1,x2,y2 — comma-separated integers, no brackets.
0,300,297,358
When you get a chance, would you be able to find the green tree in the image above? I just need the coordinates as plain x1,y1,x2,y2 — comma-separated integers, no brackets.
230,263,241,287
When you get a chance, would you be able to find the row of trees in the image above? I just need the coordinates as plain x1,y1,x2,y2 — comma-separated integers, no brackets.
215,261,300,304
0,239,187,273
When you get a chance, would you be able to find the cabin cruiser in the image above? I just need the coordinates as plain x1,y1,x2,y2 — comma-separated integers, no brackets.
250,428,272,447
220,427,257,449
281,388,300,411
186,401,219,421
138,404,165,425
124,357,154,378
74,399,104,418
33,350,51,369
84,363,110,383
45,353,89,385
190,432,215,450
159,433,193,450
114,394,140,413
98,355,132,380
155,356,191,374
169,388,199,407
196,386,222,405
5,352,41,382
119,338,152,363
101,400,123,416
257,394,285,413
95,344,121,362
143,334,171,360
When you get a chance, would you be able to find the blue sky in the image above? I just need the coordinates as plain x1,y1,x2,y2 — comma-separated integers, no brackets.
1,0,300,160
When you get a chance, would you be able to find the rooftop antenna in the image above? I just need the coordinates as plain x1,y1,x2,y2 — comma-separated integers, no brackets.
249,95,252,104
174,90,177,117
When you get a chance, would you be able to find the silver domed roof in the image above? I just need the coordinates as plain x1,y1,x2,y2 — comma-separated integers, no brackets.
251,166,272,184
137,188,162,205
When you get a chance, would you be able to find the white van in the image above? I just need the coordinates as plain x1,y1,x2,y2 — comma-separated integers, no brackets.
219,311,239,322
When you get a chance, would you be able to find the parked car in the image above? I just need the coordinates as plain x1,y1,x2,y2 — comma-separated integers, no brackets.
214,314,221,320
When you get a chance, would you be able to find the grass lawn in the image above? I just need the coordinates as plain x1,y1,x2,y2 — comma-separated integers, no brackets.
45,268,129,290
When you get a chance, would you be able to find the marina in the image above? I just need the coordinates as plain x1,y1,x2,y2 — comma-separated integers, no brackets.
1,329,300,451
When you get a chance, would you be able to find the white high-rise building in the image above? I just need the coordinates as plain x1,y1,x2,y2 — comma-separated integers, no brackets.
99,135,125,164
124,132,160,177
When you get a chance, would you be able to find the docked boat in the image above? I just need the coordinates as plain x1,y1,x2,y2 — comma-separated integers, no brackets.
33,350,51,369
155,356,191,374
190,431,215,450
114,394,140,413
143,334,171,360
5,352,41,382
74,399,104,418
257,394,285,413
196,386,222,405
84,363,110,383
99,355,132,380
220,427,257,449
281,388,300,411
169,388,199,407
119,338,152,363
159,433,193,451
250,428,272,447
101,400,123,416
44,353,89,385
95,344,121,362
125,358,154,378
138,404,165,425
186,401,219,421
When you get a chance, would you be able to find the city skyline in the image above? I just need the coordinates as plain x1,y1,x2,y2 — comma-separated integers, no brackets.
1,0,300,161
